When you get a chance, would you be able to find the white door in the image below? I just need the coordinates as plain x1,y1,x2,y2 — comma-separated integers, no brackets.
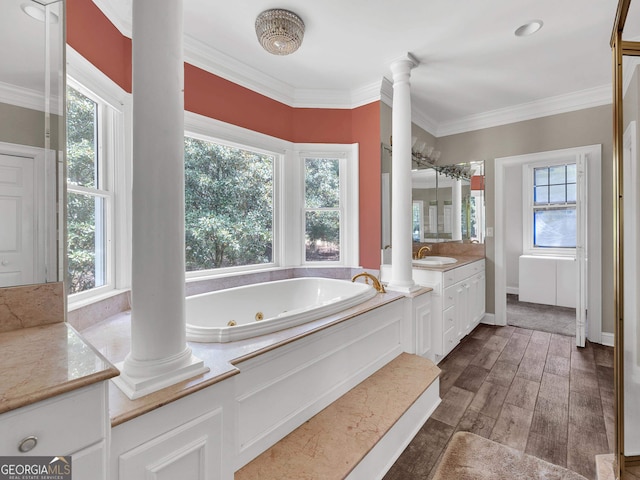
575,153,588,347
0,153,36,287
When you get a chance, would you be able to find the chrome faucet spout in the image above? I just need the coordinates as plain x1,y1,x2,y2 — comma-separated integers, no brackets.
351,272,386,293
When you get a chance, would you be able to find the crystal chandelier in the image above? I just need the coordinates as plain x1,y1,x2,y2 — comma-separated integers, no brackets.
255,9,305,56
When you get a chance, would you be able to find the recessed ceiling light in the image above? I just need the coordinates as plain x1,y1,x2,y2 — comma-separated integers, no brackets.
21,2,59,23
514,20,543,37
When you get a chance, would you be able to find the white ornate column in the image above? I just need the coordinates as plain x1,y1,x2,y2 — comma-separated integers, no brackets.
113,0,207,399
388,53,419,292
452,178,462,241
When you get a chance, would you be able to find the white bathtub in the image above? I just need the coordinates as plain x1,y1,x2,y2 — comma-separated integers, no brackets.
185,277,378,343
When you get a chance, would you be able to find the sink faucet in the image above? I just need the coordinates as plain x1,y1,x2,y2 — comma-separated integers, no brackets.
417,245,432,259
351,272,386,293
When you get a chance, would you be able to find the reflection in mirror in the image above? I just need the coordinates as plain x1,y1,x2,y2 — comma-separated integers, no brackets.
0,0,64,287
380,143,485,246
411,161,485,244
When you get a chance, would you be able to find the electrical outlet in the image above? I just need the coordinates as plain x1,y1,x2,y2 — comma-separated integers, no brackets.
486,227,494,237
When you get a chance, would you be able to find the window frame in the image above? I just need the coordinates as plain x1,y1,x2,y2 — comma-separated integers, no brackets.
522,158,577,257
297,145,359,267
182,130,282,278
66,47,131,309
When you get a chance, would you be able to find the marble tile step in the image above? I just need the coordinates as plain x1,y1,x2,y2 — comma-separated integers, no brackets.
235,352,440,480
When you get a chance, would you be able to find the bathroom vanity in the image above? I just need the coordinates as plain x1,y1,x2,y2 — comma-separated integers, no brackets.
380,255,486,363
412,259,486,361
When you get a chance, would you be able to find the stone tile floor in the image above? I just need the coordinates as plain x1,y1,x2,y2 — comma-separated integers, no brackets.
384,324,614,480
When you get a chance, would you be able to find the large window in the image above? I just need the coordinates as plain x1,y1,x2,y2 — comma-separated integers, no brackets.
184,136,275,272
66,85,112,294
303,157,342,262
526,162,577,252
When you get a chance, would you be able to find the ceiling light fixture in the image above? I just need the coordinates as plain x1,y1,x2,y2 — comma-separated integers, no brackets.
20,2,58,23
255,9,305,56
514,20,543,37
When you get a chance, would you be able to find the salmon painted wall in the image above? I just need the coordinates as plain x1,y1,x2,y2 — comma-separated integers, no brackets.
67,0,381,269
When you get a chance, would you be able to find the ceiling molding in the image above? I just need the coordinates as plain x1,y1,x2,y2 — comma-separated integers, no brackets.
92,0,131,37
0,81,45,112
434,85,612,137
184,34,297,106
90,0,612,136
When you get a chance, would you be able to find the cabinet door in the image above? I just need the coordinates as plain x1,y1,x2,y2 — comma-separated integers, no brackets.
119,409,223,480
414,296,432,360
455,282,469,340
71,441,107,480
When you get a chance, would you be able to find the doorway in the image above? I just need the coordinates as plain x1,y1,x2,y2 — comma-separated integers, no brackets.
494,145,602,346
0,142,55,287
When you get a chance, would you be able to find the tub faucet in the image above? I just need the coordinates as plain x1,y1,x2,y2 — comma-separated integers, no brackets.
351,272,386,293
417,245,432,259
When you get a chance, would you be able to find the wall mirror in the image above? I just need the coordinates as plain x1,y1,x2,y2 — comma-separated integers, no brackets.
411,161,485,244
0,0,65,288
381,143,485,248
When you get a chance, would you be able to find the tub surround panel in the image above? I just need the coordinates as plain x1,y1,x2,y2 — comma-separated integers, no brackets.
0,323,119,414
0,282,65,333
233,300,405,467
80,290,404,426
67,290,131,331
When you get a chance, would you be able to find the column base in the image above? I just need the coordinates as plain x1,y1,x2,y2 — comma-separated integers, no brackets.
385,282,422,294
112,347,209,400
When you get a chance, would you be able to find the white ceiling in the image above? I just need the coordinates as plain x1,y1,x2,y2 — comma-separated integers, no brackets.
1,0,636,135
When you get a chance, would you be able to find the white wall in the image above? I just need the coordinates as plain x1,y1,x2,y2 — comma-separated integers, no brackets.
504,164,523,293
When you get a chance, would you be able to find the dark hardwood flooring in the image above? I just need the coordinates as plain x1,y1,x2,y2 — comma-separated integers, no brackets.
384,324,614,480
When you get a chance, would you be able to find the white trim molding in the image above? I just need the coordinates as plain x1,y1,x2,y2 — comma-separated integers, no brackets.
601,332,614,347
436,85,611,137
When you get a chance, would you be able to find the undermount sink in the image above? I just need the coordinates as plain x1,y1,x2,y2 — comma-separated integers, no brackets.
413,256,458,266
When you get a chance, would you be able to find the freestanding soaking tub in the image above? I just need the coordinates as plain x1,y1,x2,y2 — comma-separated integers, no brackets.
185,277,378,342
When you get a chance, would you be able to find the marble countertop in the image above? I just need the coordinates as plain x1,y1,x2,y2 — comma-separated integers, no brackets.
0,323,120,415
411,254,485,272
81,289,414,426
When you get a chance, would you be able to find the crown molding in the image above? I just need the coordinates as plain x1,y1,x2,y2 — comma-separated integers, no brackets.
0,81,45,112
90,0,612,132
434,84,612,137
92,0,131,37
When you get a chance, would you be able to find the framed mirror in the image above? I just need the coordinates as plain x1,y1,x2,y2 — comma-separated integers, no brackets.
411,161,485,244
381,142,485,249
0,0,65,288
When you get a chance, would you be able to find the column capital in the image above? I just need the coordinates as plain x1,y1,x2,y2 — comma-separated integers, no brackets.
390,53,419,75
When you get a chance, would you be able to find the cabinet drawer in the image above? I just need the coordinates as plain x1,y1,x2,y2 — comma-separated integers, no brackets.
0,384,105,457
454,260,485,282
443,285,457,310
443,325,458,355
443,306,456,333
443,270,457,287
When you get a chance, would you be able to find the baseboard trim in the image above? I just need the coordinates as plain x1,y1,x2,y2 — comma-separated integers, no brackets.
506,287,519,295
600,332,614,347
481,313,496,326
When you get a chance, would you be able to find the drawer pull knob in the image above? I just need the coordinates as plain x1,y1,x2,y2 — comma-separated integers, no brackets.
18,436,38,453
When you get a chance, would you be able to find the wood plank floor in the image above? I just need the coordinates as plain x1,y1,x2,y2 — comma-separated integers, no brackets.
384,324,614,480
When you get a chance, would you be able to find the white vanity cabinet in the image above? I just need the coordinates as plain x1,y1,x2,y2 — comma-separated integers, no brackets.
0,383,110,480
413,259,485,362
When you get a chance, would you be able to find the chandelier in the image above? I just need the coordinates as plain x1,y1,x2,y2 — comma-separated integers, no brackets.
255,9,305,56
